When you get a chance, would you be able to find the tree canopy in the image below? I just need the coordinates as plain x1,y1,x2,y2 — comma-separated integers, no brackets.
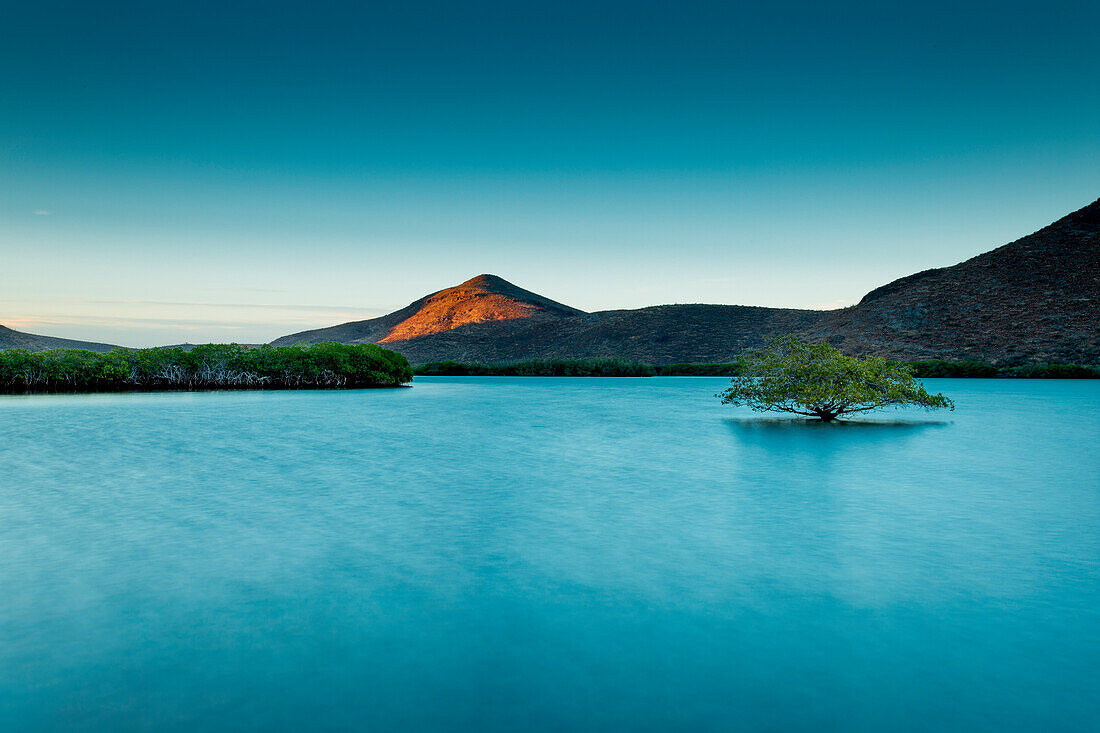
718,335,953,422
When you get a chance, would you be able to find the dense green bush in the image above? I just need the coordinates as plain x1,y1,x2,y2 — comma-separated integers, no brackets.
0,343,412,392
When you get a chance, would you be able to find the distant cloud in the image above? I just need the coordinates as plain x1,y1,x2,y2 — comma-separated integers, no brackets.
33,209,51,216
76,299,386,316
2,297,385,318
4,315,247,329
1,317,63,330
2,292,394,346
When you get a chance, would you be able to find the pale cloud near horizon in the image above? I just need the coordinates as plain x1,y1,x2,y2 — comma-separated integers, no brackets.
33,209,50,216
1,298,390,347
1,297,388,318
7,315,247,329
73,299,387,314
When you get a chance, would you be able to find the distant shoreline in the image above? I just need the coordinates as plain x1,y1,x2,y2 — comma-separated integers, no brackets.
1,349,1096,395
413,358,1100,379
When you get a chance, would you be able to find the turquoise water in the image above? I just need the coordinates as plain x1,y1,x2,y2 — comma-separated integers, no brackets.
1,377,1098,731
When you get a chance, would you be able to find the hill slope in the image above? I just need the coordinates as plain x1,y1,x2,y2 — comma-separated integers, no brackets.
0,325,118,353
273,274,583,347
376,304,824,364
804,197,1100,364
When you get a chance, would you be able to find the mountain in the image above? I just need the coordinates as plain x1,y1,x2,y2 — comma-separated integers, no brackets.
11,199,1089,364
365,304,824,364
0,325,118,353
273,274,583,347
272,198,1099,365
803,197,1099,364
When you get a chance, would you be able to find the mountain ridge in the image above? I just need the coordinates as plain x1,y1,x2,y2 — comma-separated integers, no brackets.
272,273,584,348
4,198,1097,364
806,196,1099,363
272,197,1100,365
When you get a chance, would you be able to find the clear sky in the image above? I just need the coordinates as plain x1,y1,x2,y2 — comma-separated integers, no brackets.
2,0,1098,346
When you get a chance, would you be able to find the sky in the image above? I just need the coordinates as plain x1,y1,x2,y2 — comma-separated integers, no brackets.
2,0,1098,346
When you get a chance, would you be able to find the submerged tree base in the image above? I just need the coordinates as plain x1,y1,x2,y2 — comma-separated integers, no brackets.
0,343,413,394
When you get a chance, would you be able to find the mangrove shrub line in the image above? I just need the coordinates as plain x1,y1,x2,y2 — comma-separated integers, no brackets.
0,343,413,393
414,358,1099,378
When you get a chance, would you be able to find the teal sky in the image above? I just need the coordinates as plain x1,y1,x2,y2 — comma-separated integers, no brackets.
2,0,1098,346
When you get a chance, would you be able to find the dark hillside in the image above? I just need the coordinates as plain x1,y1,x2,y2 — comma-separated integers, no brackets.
0,325,118,353
804,197,1100,364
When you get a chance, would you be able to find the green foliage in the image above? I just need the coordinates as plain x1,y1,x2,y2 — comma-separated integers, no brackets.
415,358,657,376
904,359,1098,378
6,343,1091,393
0,343,412,393
414,356,1097,379
1000,362,1100,378
905,360,999,378
414,359,744,377
654,363,741,376
718,335,954,421
413,361,471,376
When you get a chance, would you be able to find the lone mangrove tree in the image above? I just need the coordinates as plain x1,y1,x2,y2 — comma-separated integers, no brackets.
718,335,953,422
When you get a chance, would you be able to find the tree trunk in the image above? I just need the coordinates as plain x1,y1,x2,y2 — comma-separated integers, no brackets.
816,411,838,422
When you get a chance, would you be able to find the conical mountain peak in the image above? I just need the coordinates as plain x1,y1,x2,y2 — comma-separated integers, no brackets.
457,273,512,290
378,275,583,343
271,275,584,347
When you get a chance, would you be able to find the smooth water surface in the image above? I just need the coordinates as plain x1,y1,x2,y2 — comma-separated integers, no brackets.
1,378,1098,731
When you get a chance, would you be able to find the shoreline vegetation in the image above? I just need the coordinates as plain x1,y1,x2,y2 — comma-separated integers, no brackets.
0,347,1095,394
0,343,413,394
414,358,1100,379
